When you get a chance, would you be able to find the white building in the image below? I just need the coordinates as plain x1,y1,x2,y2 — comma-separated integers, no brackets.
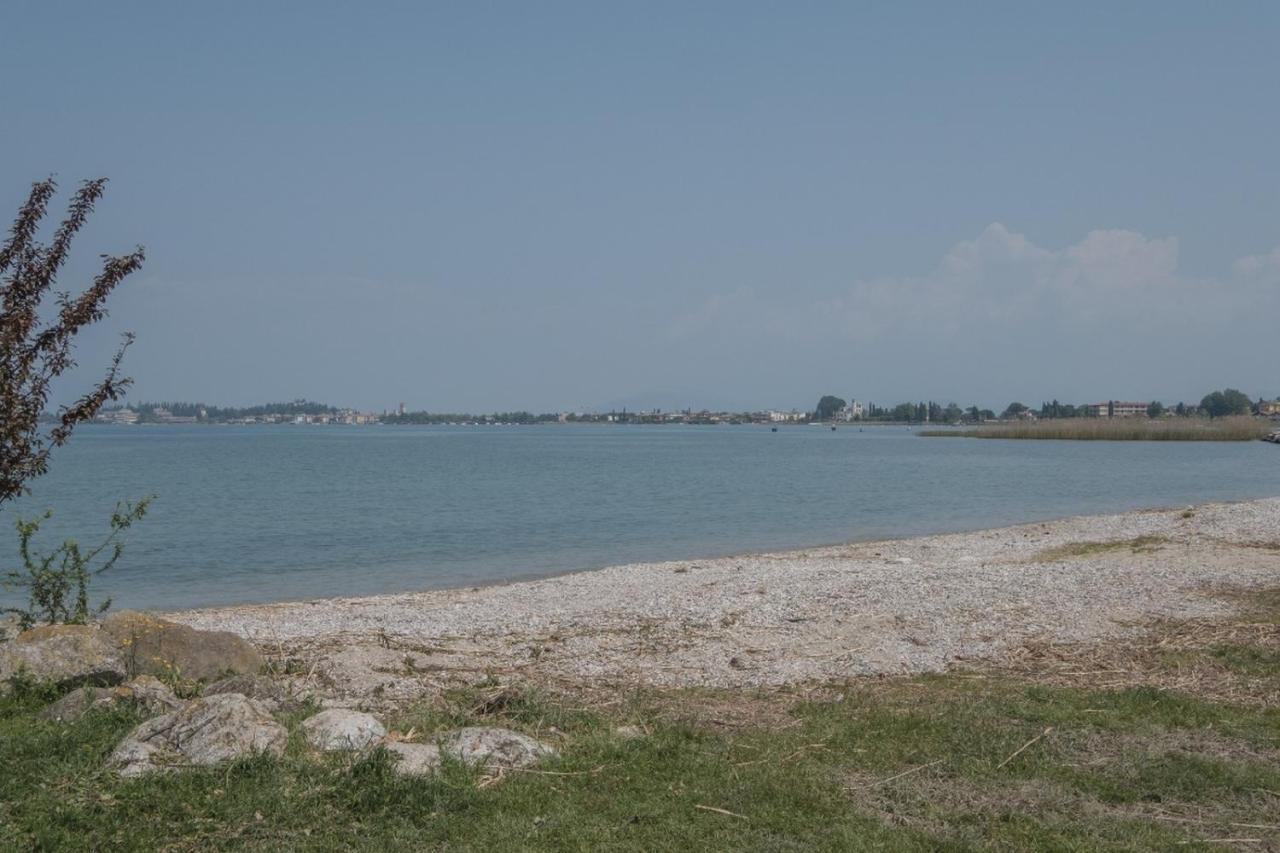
839,399,865,421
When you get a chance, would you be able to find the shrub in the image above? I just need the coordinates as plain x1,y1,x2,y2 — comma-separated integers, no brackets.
2,498,150,629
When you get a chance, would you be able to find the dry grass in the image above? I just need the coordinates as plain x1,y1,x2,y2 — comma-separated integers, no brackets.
921,415,1270,441
989,586,1280,706
1032,535,1169,562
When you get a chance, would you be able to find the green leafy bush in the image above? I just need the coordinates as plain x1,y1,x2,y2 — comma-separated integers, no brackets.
2,497,150,629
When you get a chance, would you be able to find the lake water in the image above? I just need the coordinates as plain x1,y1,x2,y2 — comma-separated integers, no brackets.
2,424,1277,611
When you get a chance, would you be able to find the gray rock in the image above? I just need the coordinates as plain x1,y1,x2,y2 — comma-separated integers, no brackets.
109,693,287,777
40,686,116,721
40,675,183,722
101,612,263,682
204,674,304,713
384,741,442,776
438,726,554,770
124,675,187,717
0,624,127,692
301,708,386,751
614,724,645,740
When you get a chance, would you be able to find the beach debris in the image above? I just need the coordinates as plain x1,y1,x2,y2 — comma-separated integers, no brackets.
101,611,264,682
384,741,443,776
302,708,387,751
0,624,126,693
204,673,305,713
438,726,555,770
40,675,183,722
109,693,287,777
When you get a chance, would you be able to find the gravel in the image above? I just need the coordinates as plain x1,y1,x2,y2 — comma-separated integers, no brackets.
169,497,1280,703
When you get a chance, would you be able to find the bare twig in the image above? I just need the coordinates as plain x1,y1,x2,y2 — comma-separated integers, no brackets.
695,804,748,820
996,727,1053,770
854,758,945,789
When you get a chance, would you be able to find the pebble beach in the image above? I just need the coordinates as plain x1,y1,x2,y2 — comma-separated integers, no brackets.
171,497,1280,704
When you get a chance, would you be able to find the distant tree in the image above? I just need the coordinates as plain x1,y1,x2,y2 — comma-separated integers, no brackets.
943,403,963,424
1002,402,1029,420
0,178,144,508
1175,402,1187,417
1200,388,1252,419
813,395,846,421
890,402,916,422
1146,401,1166,418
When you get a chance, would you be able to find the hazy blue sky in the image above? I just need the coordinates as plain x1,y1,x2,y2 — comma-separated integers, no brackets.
4,1,1278,412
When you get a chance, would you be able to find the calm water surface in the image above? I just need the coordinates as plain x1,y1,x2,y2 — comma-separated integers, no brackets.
3,424,1277,611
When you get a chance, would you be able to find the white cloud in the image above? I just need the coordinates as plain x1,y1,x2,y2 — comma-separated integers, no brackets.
664,224,1279,402
1233,246,1280,279
670,223,1270,344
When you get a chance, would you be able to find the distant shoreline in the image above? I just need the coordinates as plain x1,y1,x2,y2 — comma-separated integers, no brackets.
920,415,1272,441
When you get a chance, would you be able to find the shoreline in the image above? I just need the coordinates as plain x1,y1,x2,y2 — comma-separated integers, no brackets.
170,497,1280,706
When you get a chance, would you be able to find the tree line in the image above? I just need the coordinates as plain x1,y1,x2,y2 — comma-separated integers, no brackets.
814,388,1271,423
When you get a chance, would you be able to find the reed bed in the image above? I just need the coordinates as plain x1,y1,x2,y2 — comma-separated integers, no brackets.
920,415,1272,441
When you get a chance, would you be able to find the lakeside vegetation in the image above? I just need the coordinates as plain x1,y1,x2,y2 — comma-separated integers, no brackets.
3,587,1278,850
920,415,1272,441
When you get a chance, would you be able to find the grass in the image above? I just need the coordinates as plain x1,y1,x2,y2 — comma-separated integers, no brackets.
1032,535,1169,562
3,589,1279,851
920,415,1272,441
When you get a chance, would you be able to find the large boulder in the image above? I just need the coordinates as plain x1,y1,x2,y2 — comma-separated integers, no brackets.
0,624,126,692
41,675,183,722
101,612,263,682
302,709,386,751
203,674,304,713
438,726,555,770
108,693,287,777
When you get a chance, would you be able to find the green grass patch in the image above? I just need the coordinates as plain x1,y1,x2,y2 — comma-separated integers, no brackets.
3,671,1279,850
1033,535,1169,562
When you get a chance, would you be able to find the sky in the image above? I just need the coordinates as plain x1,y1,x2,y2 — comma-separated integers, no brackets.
3,1,1278,413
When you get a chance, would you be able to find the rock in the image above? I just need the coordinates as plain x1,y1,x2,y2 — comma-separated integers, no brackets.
125,675,187,717
108,693,287,777
0,624,126,692
614,724,645,740
438,726,554,770
204,674,304,713
101,612,263,682
40,686,116,721
40,675,183,722
301,709,386,751
384,741,442,776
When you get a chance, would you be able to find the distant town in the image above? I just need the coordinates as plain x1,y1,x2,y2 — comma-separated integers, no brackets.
91,390,1280,428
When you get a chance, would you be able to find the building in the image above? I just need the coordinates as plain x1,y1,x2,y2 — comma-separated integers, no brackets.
1259,399,1280,417
839,399,865,421
95,408,139,425
1087,401,1150,418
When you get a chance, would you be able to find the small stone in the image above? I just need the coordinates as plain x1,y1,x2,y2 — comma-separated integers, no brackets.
109,693,287,777
302,709,386,751
0,624,126,692
437,726,554,770
614,725,645,740
384,741,442,776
